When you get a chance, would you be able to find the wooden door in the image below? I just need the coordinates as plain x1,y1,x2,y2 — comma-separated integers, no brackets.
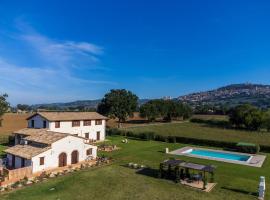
71,150,79,164
58,153,67,167
97,131,100,141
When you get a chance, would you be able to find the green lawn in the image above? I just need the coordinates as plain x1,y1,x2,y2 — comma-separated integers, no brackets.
1,135,269,200
124,122,270,146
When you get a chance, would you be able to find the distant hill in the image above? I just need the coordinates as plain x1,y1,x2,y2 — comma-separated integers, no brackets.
178,83,270,108
30,83,270,111
31,99,150,110
32,100,101,110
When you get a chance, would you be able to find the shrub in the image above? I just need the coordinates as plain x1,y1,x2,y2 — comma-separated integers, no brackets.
154,135,168,142
167,136,176,143
145,132,155,140
106,128,121,136
236,142,260,154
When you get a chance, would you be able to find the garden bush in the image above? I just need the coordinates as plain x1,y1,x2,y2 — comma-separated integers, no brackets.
236,142,260,154
167,136,176,143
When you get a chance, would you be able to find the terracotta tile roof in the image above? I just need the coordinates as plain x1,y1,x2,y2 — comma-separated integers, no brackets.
25,131,68,145
14,128,47,136
4,145,51,159
27,112,108,121
14,128,69,144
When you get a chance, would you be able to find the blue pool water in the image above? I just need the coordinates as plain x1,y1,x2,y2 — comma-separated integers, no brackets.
187,149,251,162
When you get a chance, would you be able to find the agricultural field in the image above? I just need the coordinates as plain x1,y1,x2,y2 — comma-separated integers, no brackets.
1,135,269,200
191,114,229,121
0,113,30,144
124,121,270,146
0,113,30,136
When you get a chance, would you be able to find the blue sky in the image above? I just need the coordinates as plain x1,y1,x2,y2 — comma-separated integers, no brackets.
1,0,270,105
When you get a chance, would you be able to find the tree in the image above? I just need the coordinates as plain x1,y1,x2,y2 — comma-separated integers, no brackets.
182,103,193,120
97,89,138,127
17,104,30,111
140,101,160,121
0,93,9,127
229,104,263,131
263,110,270,132
139,99,192,122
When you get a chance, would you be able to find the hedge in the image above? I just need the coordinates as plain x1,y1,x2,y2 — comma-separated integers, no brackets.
236,142,260,154
106,128,270,153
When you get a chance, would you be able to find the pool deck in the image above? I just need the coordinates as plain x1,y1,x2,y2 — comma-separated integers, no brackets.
168,147,266,168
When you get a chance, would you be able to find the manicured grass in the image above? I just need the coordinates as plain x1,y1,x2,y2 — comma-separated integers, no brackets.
124,122,270,146
1,136,269,200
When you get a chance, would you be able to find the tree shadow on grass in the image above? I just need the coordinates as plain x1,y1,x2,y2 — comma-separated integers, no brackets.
221,186,257,197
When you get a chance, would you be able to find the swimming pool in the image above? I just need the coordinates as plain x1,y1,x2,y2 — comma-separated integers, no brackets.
183,149,251,162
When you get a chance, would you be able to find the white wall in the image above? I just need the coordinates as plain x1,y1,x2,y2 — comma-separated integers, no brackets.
31,136,97,173
27,115,49,129
27,114,106,141
48,119,106,141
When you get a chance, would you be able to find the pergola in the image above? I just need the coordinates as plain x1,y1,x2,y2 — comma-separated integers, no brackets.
159,159,216,189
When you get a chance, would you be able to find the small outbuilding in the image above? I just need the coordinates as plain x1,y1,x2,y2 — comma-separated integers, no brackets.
159,159,217,192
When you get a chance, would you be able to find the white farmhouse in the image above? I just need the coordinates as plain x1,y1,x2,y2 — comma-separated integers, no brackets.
5,129,97,173
3,112,107,174
26,112,107,141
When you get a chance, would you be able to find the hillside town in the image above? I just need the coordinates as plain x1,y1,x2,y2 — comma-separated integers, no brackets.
179,83,270,103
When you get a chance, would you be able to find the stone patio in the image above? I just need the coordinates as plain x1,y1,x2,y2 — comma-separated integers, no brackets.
180,179,217,192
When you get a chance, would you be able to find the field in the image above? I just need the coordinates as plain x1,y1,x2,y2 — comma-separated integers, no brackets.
1,135,269,200
0,113,29,136
124,122,270,146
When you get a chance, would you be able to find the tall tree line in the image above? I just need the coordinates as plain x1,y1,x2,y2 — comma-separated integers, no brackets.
97,89,193,126
140,99,192,122
229,104,270,131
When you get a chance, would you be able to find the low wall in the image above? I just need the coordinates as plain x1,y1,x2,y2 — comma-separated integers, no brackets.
0,160,97,187
5,166,32,180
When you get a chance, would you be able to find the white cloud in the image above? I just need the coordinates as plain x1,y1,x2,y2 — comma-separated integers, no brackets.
20,31,103,69
0,22,115,105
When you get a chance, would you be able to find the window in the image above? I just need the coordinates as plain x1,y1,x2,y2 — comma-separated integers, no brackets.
31,120,35,128
85,132,89,139
96,131,100,140
21,158,25,167
83,120,91,126
72,120,80,127
43,120,47,128
40,157,45,165
55,121,60,128
95,120,102,125
86,148,92,155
